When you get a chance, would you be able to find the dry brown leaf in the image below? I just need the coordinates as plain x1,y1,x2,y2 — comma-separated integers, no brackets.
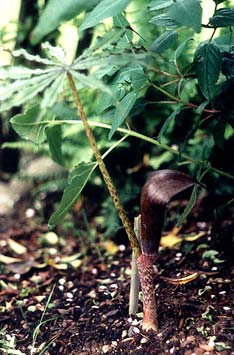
0,254,22,264
160,272,200,285
103,241,119,254
184,231,206,241
160,226,182,248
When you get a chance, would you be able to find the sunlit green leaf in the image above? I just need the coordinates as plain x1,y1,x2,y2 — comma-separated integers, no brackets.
168,0,202,33
31,0,99,44
42,42,67,64
177,184,198,226
150,31,178,54
173,38,193,63
49,162,96,227
10,105,55,144
149,14,178,28
109,91,137,139
10,47,56,65
0,72,58,112
80,0,130,31
70,70,112,93
46,125,64,165
194,42,222,100
158,107,183,142
41,73,66,108
149,0,174,11
0,66,54,80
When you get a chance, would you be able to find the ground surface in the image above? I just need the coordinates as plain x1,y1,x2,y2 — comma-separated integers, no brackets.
0,196,233,355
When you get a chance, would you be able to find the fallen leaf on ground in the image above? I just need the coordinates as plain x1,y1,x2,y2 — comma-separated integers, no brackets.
8,238,27,255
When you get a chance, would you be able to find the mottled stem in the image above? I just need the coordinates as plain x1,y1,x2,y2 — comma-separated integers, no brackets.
138,170,196,331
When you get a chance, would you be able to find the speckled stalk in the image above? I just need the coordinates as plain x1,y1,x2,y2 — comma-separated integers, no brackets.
67,72,141,257
139,170,196,331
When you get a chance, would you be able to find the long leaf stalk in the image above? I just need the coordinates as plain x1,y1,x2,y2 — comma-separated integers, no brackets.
50,119,234,182
66,71,141,257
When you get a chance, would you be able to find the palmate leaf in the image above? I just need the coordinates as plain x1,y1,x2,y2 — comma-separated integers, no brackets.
0,71,56,101
48,162,97,228
72,52,146,72
41,73,67,108
0,66,54,80
70,70,112,93
9,47,56,66
0,72,60,112
0,42,68,112
41,42,67,64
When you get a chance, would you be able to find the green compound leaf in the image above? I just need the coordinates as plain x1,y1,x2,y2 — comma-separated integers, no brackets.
10,105,55,144
150,31,178,54
80,0,130,31
194,42,222,100
0,71,58,112
167,0,202,33
49,162,96,227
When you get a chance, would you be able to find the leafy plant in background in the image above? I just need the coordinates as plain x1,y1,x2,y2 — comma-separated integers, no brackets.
1,0,234,331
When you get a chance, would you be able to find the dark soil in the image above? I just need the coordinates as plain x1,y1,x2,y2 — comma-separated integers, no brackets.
0,197,233,355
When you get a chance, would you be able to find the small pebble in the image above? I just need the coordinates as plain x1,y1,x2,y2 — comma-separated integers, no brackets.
119,244,126,251
223,306,231,311
122,330,127,339
25,208,35,218
128,326,140,337
102,345,110,353
59,278,66,285
87,290,96,299
92,268,98,275
110,283,118,289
